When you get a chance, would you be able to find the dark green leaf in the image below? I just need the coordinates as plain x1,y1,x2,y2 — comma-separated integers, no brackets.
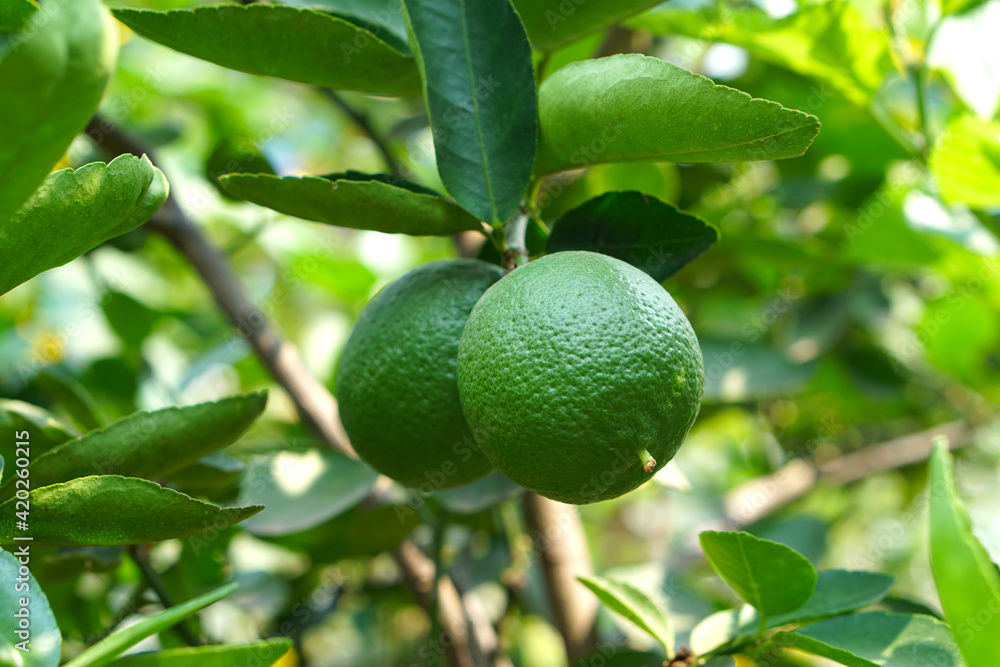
511,0,661,51
691,570,895,654
546,191,718,281
773,612,963,667
699,531,817,619
536,54,820,174
929,439,1000,666
578,574,673,655
0,476,262,546
285,0,410,53
0,393,268,503
34,370,105,431
63,583,238,667
0,400,78,465
238,448,379,536
1,156,169,295
0,0,116,222
0,549,60,667
108,639,293,666
112,5,420,96
434,470,525,514
218,173,481,235
402,0,537,223
101,291,160,350
264,503,419,563
700,341,818,403
205,139,275,202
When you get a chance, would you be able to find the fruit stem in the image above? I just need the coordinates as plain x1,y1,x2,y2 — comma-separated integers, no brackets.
501,207,530,270
638,449,657,474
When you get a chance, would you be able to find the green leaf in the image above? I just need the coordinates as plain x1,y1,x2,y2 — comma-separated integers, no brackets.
64,583,238,667
690,570,895,654
0,155,169,295
699,531,817,619
0,393,268,504
578,574,674,656
108,639,293,666
773,612,964,667
929,115,1000,209
630,2,892,108
238,447,379,536
535,54,820,175
511,0,661,51
112,5,419,97
0,400,78,464
0,0,36,33
265,503,420,563
218,173,482,235
546,191,718,281
434,470,525,514
402,0,538,223
0,548,60,667
0,476,262,546
941,0,989,17
0,0,117,222
929,439,1000,666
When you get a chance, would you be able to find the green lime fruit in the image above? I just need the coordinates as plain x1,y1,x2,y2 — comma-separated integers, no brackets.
457,251,703,504
337,259,504,490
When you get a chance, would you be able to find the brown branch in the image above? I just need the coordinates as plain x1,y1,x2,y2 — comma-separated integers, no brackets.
85,115,493,666
522,493,598,663
723,420,974,529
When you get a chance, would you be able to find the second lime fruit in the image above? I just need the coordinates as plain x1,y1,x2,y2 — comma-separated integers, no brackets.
337,259,503,489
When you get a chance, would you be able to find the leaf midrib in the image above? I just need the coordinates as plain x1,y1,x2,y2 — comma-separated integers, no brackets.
457,0,497,222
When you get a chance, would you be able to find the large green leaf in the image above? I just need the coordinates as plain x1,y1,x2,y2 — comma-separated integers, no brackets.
699,531,817,619
238,447,379,536
0,0,116,222
0,155,168,295
546,191,718,281
112,5,420,96
0,393,268,503
0,476,262,546
929,439,1000,666
690,570,895,654
434,470,525,514
773,612,963,666
402,0,538,223
630,2,892,107
578,574,673,656
535,54,820,174
64,583,238,667
929,115,1000,209
0,549,60,667
511,0,661,51
219,173,482,235
109,639,293,666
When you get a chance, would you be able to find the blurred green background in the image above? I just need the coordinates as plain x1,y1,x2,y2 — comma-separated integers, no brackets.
2,0,999,664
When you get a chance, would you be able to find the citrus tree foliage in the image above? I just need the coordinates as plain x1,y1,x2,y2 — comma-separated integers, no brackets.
1,0,998,665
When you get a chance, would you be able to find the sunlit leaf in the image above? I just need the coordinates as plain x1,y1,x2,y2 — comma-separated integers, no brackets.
929,439,1000,666
536,55,820,174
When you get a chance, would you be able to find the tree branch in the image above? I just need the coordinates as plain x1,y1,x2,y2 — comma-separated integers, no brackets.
85,115,492,666
522,493,598,663
320,89,402,176
723,420,974,528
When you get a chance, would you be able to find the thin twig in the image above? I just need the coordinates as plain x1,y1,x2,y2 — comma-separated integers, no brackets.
86,115,491,666
723,420,974,529
320,89,402,176
127,545,202,646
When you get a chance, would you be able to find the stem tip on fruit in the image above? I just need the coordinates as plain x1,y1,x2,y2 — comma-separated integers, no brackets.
638,449,656,474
